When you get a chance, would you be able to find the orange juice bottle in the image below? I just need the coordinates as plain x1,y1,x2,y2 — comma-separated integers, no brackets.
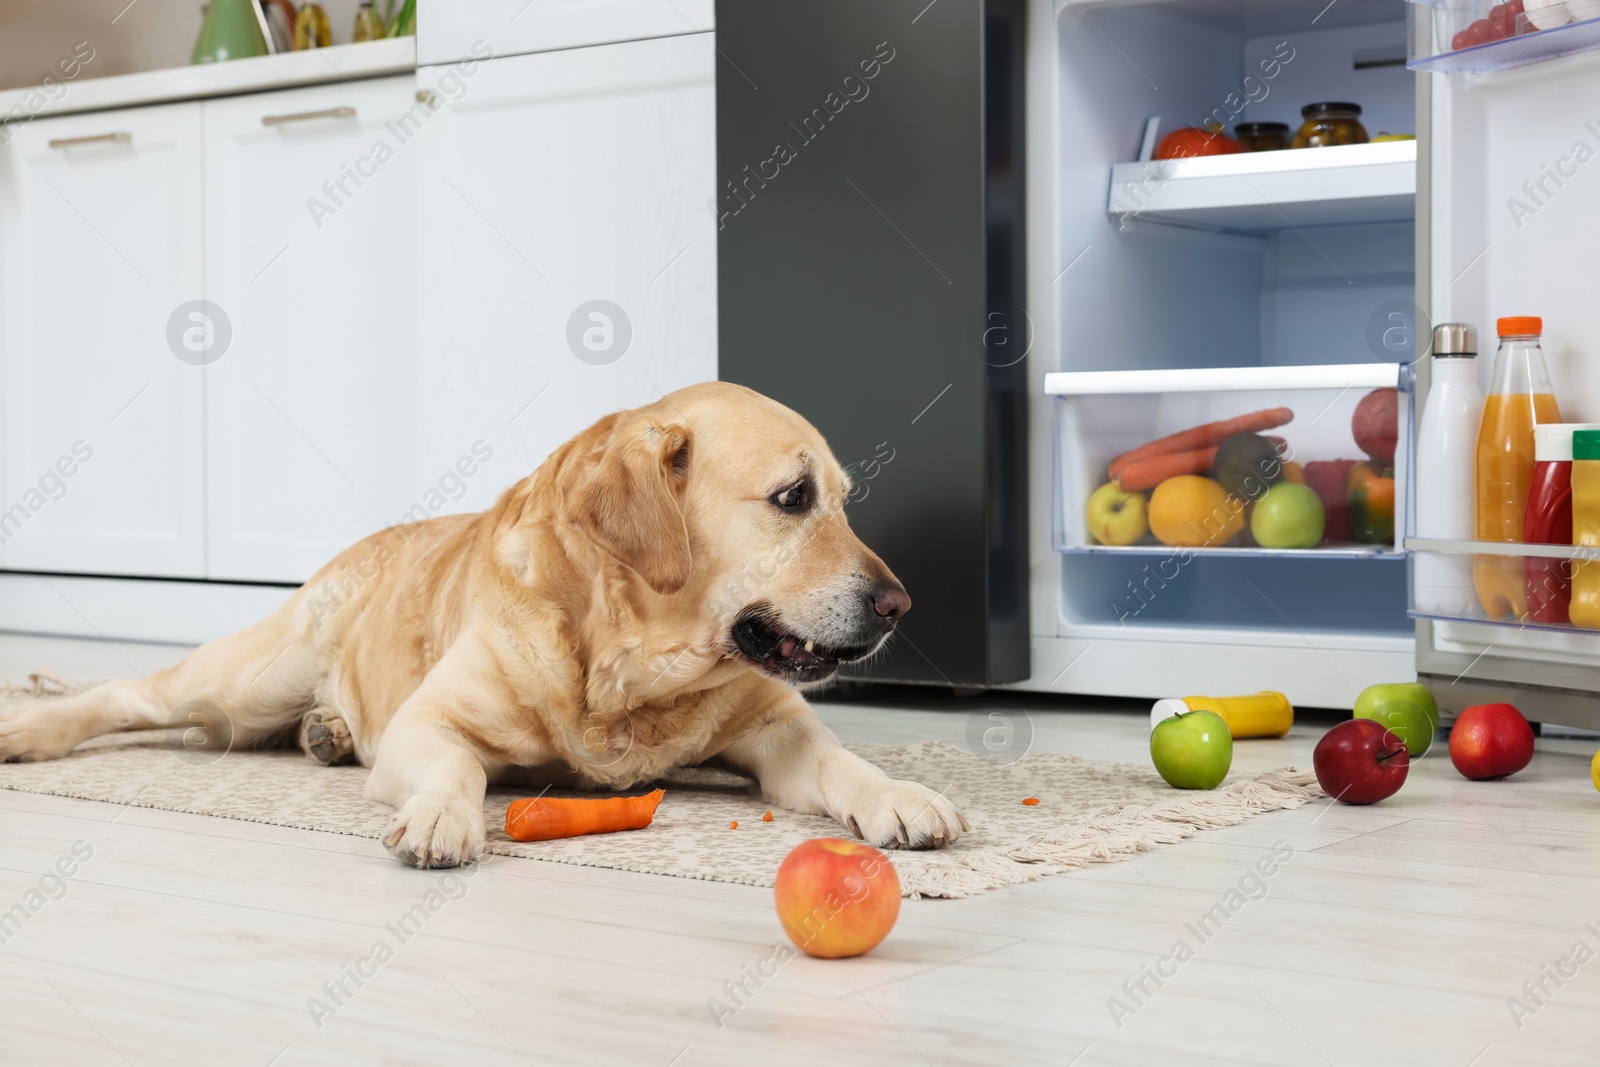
1475,316,1561,619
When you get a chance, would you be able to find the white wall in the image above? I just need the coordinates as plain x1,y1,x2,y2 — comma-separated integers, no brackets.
0,0,366,93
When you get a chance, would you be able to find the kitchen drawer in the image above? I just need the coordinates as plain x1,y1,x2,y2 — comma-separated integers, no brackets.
1047,364,1410,557
418,0,713,65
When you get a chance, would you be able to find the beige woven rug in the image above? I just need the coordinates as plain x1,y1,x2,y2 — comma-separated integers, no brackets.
0,677,1322,899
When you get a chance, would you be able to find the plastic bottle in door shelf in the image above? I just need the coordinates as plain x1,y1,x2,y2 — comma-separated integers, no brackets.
1414,324,1483,616
1568,430,1600,629
1474,317,1561,620
1524,424,1600,624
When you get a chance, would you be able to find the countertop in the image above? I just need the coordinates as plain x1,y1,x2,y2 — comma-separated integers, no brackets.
0,38,416,123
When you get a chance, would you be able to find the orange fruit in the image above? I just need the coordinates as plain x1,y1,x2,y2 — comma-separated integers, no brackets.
1148,476,1244,547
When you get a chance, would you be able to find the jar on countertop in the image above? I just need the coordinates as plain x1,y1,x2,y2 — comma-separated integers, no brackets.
1292,102,1369,149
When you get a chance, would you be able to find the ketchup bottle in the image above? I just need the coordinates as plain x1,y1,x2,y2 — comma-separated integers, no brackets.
1524,424,1600,623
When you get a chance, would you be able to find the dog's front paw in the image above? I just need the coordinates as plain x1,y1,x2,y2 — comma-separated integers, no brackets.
383,793,486,869
0,707,82,763
838,778,968,851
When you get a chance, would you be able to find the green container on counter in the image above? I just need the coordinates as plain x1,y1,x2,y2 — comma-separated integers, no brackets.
192,0,269,64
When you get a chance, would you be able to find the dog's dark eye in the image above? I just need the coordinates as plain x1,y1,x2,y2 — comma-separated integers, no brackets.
770,482,812,513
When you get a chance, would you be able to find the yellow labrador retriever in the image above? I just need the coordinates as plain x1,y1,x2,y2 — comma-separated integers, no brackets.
0,382,966,866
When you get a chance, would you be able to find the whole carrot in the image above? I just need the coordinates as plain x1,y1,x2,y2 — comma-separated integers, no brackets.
1115,445,1220,491
1109,407,1294,480
504,788,665,842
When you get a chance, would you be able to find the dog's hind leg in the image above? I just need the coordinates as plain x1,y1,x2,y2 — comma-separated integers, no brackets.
0,602,326,763
299,708,355,766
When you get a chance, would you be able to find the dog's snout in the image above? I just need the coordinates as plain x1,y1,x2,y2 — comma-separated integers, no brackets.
870,584,911,623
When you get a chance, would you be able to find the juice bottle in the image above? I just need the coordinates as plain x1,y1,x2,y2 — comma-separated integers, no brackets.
1474,317,1561,619
1570,430,1600,629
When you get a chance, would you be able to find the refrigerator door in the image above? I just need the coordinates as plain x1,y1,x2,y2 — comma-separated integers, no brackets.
1414,31,1600,727
715,0,1030,687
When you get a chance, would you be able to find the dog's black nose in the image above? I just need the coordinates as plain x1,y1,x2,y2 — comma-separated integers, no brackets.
871,584,911,622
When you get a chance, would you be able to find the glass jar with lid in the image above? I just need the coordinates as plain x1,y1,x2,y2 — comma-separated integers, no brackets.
1234,122,1291,152
1291,102,1369,149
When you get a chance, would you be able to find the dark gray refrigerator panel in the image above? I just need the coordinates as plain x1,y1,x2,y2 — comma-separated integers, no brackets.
715,0,1029,686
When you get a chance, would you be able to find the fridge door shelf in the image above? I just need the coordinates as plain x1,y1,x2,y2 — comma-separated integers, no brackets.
1049,363,1409,556
1059,543,1402,559
1408,537,1600,634
1407,0,1600,74
1106,141,1415,233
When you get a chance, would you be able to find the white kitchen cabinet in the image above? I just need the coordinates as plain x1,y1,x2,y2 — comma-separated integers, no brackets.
417,0,714,66
202,76,420,583
0,102,206,578
414,34,717,514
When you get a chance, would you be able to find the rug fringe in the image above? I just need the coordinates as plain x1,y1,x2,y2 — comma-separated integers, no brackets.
0,669,81,699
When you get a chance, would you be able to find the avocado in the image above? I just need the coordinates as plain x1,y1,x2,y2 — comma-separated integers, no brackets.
1211,432,1284,500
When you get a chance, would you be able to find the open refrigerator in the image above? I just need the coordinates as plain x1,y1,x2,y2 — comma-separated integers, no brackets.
1018,0,1600,726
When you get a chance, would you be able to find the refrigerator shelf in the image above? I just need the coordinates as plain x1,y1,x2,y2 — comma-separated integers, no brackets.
1406,537,1600,560
1407,538,1600,635
1410,608,1600,636
1105,141,1416,233
1408,5,1600,75
1058,543,1402,559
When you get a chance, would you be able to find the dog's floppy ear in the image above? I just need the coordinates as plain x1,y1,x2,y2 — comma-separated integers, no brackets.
572,417,693,594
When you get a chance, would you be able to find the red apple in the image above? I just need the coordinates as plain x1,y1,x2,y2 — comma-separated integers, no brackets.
1352,387,1398,467
774,839,901,959
1313,719,1411,804
1449,703,1535,780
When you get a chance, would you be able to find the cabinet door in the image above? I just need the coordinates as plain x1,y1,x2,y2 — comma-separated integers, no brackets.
414,35,717,515
202,76,419,583
417,0,714,65
0,103,206,577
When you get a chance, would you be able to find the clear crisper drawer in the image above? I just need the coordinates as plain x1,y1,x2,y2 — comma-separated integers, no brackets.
1048,364,1409,557
1407,0,1600,74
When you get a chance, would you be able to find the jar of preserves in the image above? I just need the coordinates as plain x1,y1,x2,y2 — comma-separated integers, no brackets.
1292,102,1369,149
1234,122,1291,152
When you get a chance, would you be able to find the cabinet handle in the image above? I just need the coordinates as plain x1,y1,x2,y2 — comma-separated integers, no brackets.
261,106,357,127
48,132,132,149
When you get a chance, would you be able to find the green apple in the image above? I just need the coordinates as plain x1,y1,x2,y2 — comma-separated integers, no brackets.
1353,682,1439,758
1086,482,1149,546
1250,482,1325,549
1150,710,1233,789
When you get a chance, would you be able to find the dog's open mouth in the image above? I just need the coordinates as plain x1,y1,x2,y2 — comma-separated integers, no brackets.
731,612,878,683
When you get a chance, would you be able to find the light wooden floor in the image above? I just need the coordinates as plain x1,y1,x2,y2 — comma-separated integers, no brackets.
2,634,1599,1066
